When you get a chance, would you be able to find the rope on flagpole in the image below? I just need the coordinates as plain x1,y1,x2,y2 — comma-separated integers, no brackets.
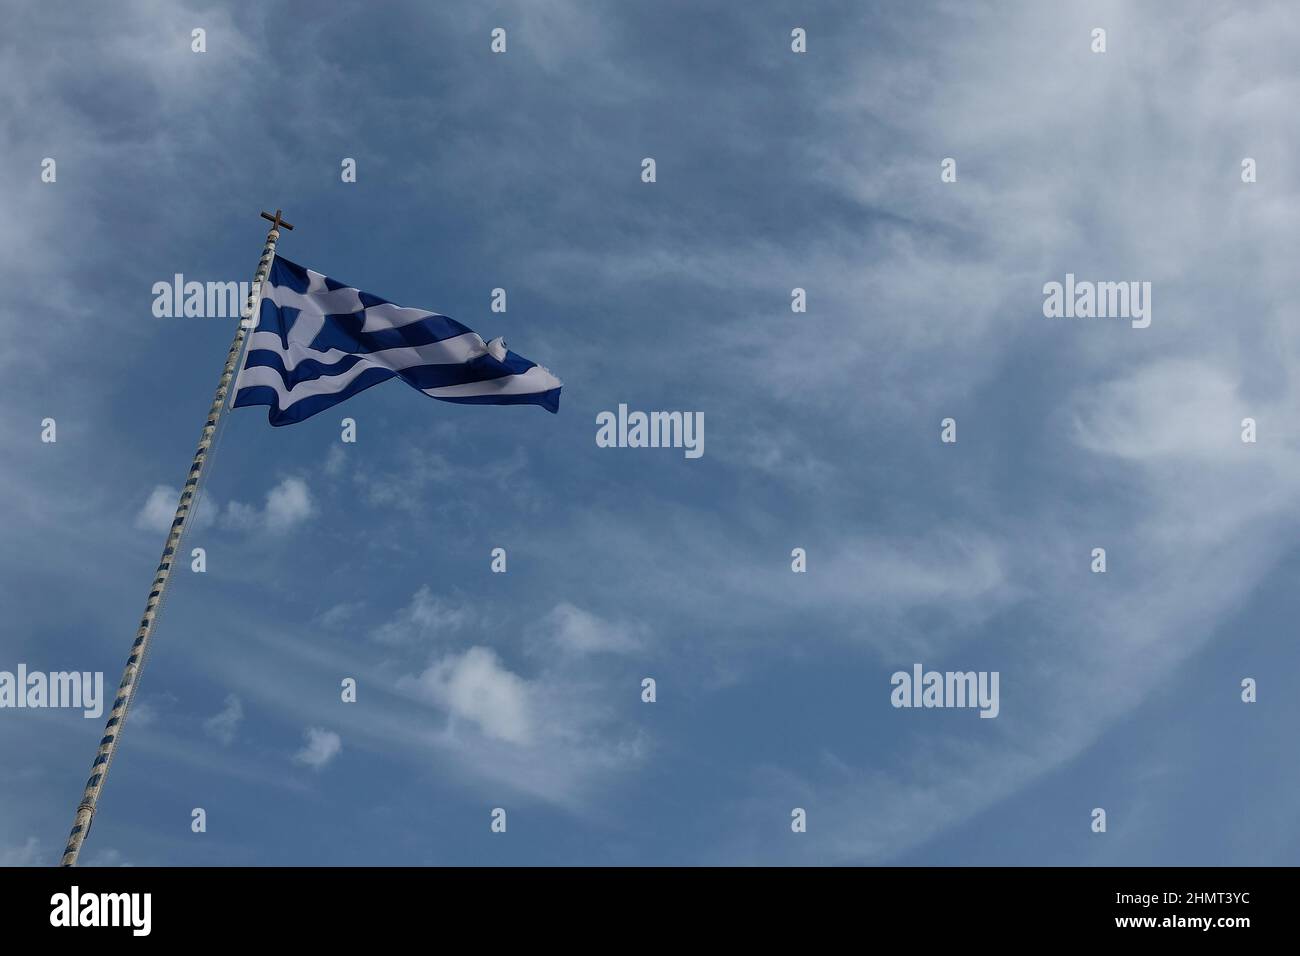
59,211,293,867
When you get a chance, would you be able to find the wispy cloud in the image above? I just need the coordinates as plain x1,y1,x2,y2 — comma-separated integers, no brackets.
399,647,534,744
528,602,643,657
292,728,342,771
225,477,314,533
0,837,42,867
135,477,314,535
369,587,476,645
203,694,244,747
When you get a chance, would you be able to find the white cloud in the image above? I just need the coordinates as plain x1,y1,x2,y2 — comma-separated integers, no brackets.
370,587,475,645
0,836,41,866
223,477,314,533
531,602,642,656
128,690,176,730
134,486,177,532
1072,359,1254,462
324,444,347,476
203,694,243,746
293,727,342,770
223,501,259,530
134,485,218,533
264,477,314,530
399,647,534,745
317,601,365,629
129,701,158,728
84,847,132,867
136,478,314,536
352,445,537,519
795,533,1009,610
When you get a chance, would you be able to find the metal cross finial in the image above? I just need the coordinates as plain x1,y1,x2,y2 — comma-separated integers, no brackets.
260,208,294,231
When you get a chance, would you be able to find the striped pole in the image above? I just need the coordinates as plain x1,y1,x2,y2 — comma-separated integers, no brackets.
60,210,293,867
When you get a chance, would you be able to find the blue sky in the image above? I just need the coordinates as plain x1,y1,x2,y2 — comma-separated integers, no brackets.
3,0,1299,866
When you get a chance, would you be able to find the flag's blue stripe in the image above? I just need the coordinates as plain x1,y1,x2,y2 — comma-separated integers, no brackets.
493,350,538,376
242,347,532,391
242,349,365,386
434,388,562,414
308,311,475,355
234,378,561,424
253,299,474,356
268,256,314,295
233,366,397,427
401,360,519,390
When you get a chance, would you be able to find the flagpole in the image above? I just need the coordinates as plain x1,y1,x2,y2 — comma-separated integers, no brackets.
59,210,294,867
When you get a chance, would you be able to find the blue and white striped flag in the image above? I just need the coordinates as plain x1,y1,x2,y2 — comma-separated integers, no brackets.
232,257,562,425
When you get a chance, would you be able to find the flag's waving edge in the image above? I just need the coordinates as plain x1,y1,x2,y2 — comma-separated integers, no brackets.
233,256,562,426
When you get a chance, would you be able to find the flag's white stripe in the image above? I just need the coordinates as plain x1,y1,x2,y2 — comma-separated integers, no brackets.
238,360,557,412
244,330,489,372
423,365,562,399
235,360,382,410
265,281,441,334
289,309,327,349
265,281,363,318
359,302,443,332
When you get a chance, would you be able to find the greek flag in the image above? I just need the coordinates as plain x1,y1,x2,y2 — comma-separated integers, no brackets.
232,257,562,425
